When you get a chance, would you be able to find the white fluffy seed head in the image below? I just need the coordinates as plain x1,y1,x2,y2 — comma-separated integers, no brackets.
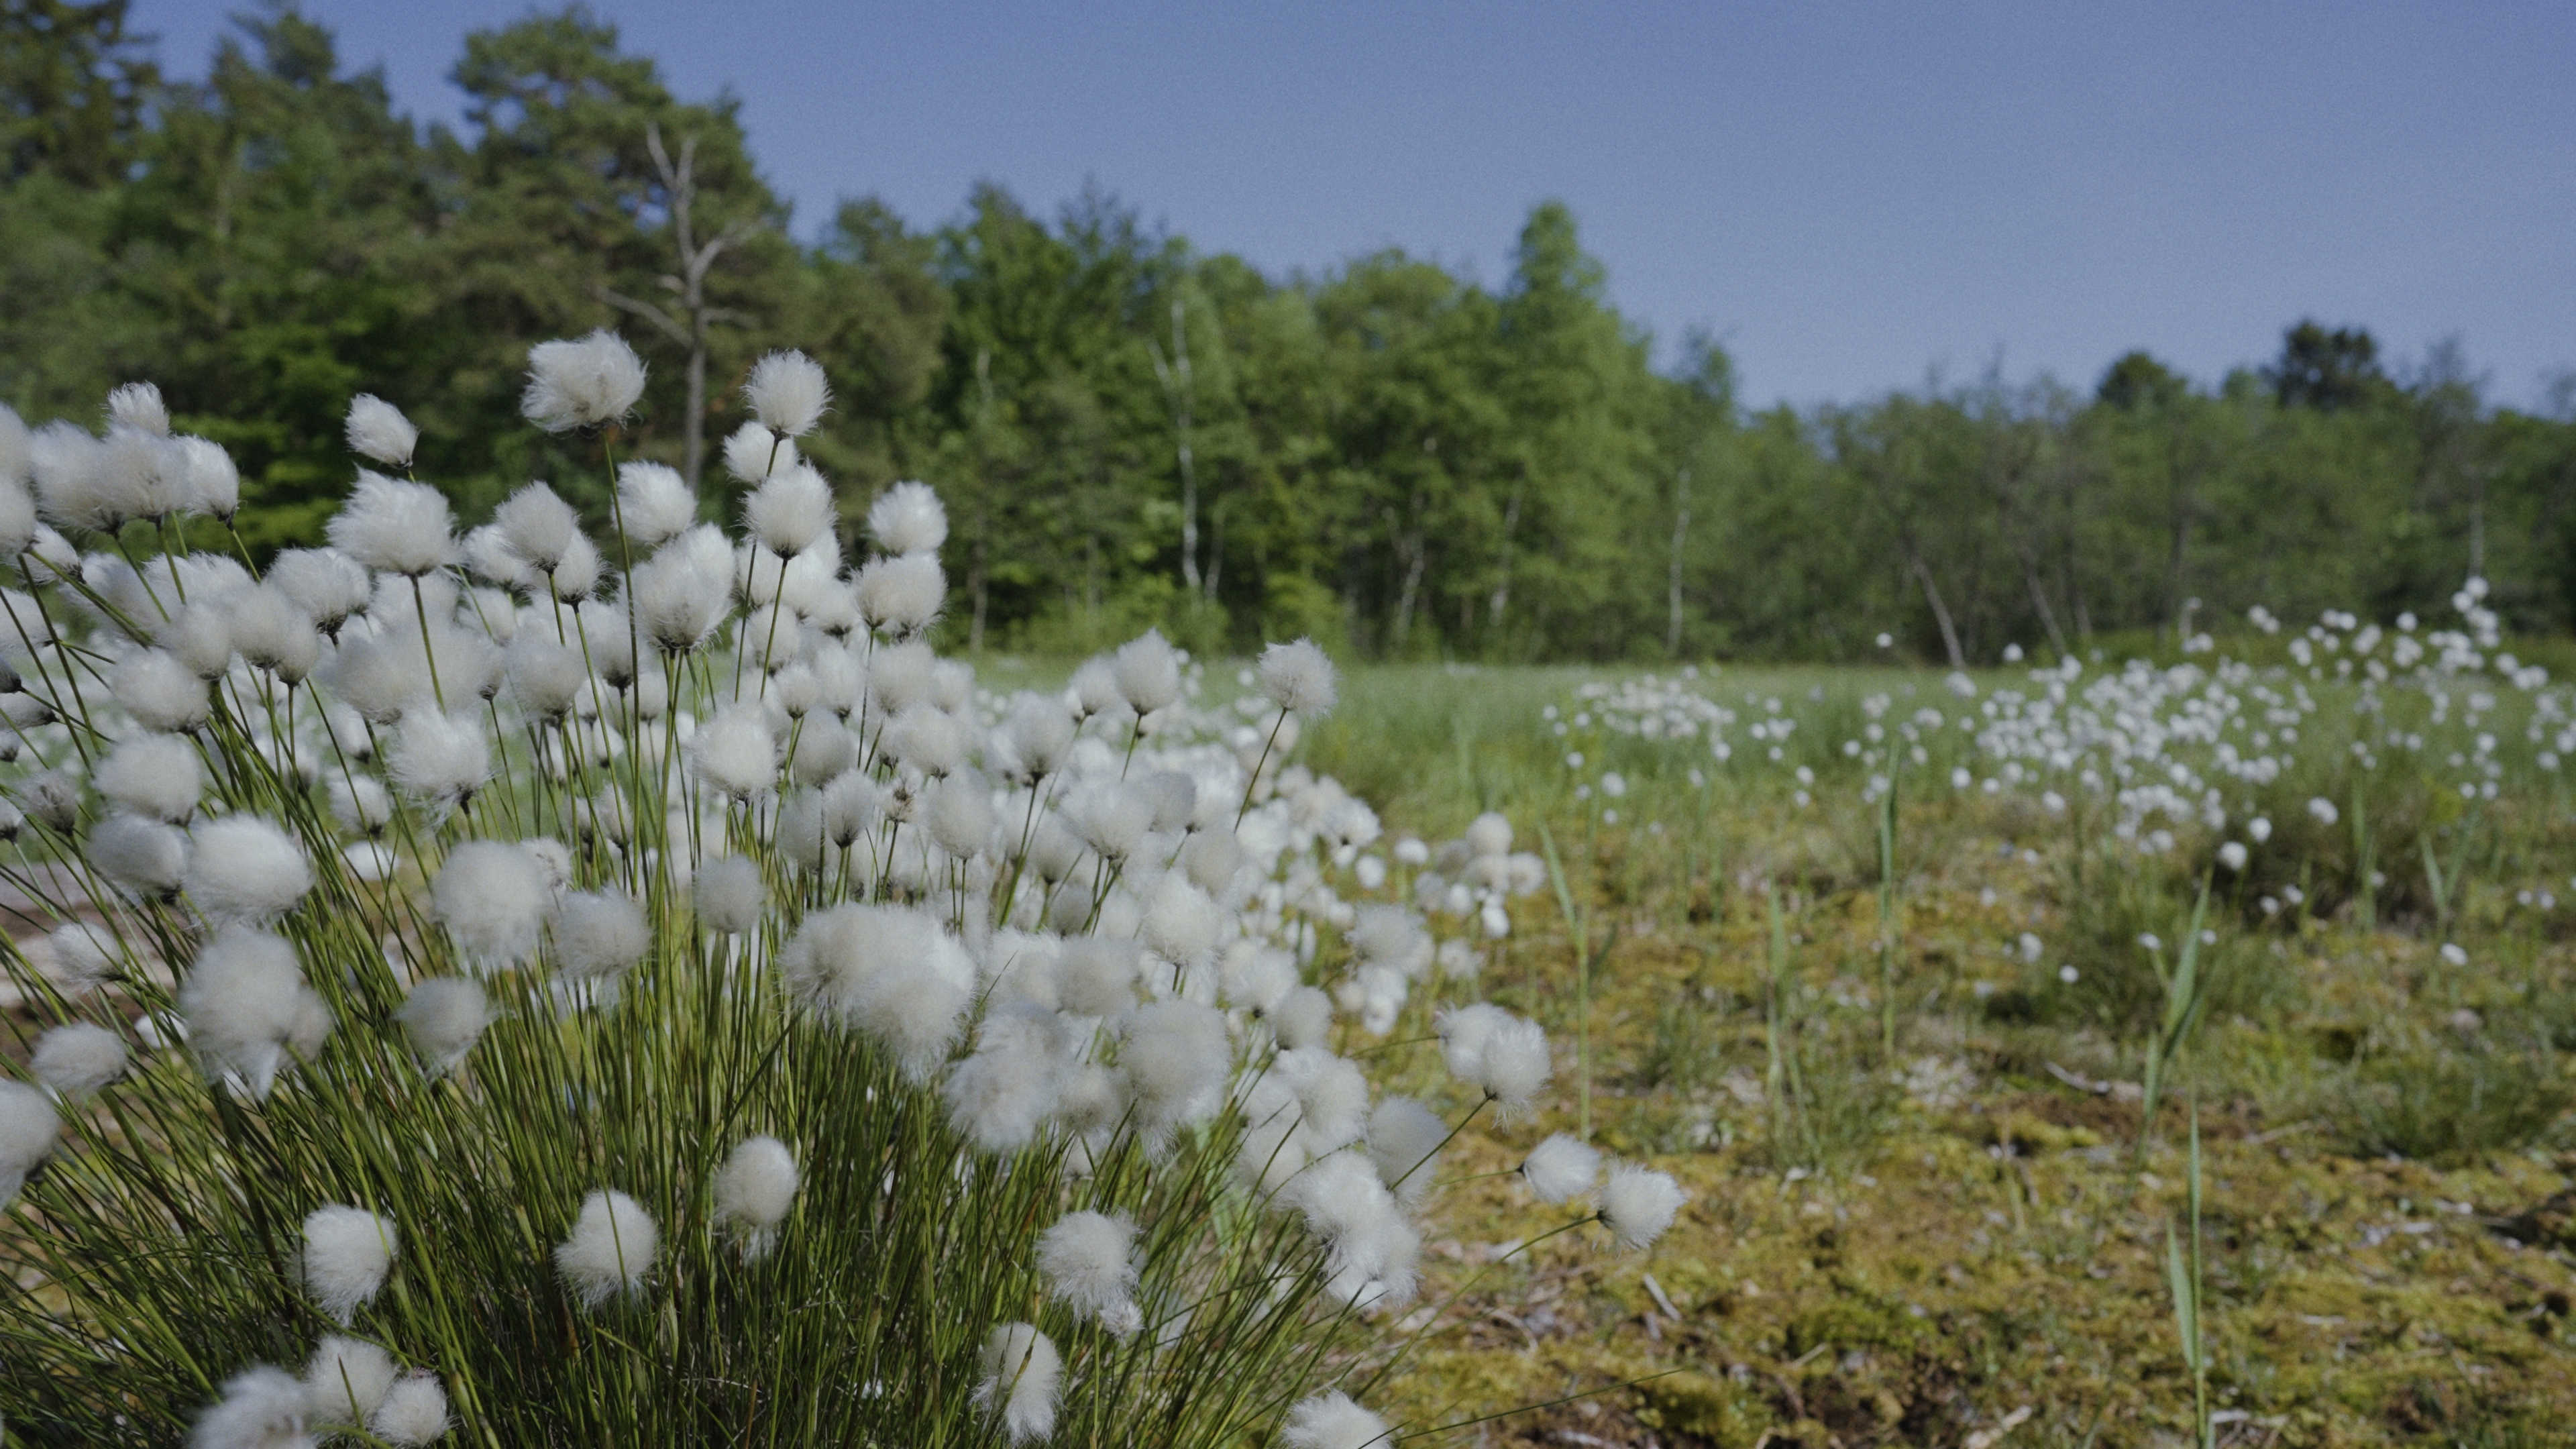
0,1078,61,1200
551,890,648,979
867,479,946,556
89,812,189,898
1120,999,1230,1136
494,480,580,570
433,841,551,969
268,548,372,633
397,977,490,1076
229,584,320,680
745,350,830,437
303,1204,396,1323
1140,872,1222,969
924,769,997,858
1037,1211,1138,1332
180,925,317,1099
854,552,945,633
1599,1161,1686,1250
107,380,169,436
691,703,777,798
744,464,834,557
555,1188,658,1307
171,435,240,519
190,1364,311,1449
1258,637,1338,716
1271,985,1334,1050
1057,938,1141,1018
1283,1390,1392,1449
713,1135,800,1254
504,632,585,720
1474,1013,1550,1115
1002,692,1076,780
1112,629,1182,714
693,855,765,934
777,903,973,1081
1464,811,1513,859
111,647,209,731
721,420,794,483
97,733,203,821
521,330,647,432
343,394,418,468
1520,1132,1602,1205
184,814,312,925
613,461,698,550
631,534,732,654
327,470,454,576
303,1334,396,1426
1367,1096,1449,1206
388,710,492,810
31,1021,127,1095
976,1323,1061,1444
369,1373,449,1446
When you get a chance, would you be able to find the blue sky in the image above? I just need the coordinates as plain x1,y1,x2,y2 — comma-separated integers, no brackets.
131,1,2575,411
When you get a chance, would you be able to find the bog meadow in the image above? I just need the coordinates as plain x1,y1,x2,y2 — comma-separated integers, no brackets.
4,6,2576,1447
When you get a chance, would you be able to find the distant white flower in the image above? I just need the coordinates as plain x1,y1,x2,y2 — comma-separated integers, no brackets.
975,1323,1060,1444
370,1372,451,1445
745,350,830,437
303,1204,396,1323
189,1365,310,1449
1258,637,1338,717
867,479,947,556
343,394,418,468
1283,1389,1393,1449
2247,816,2273,844
304,1334,396,1427
521,330,647,431
555,1189,657,1307
1520,1132,1601,1205
2439,942,2469,967
1113,629,1183,715
713,1136,800,1258
1464,812,1512,858
2306,797,2339,827
1598,1161,1686,1250
2217,841,2248,872
1037,1210,1139,1334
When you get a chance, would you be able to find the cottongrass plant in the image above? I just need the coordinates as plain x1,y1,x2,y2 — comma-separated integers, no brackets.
0,342,1678,1446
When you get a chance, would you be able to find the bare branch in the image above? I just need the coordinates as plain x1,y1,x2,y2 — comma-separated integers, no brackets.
592,284,690,345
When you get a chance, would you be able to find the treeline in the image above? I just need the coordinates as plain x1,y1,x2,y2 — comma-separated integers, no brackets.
7,3,2575,661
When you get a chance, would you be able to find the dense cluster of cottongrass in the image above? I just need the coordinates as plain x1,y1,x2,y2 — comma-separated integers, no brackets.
0,338,1682,1446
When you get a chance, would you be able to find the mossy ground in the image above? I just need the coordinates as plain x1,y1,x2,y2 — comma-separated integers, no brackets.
1309,663,2576,1448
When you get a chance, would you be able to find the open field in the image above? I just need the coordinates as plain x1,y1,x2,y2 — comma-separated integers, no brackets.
1299,655,2576,1448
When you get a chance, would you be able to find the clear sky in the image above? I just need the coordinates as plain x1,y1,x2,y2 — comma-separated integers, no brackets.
129,1,2576,411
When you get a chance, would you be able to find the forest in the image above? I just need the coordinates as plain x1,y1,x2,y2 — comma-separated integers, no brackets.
6,1,2573,663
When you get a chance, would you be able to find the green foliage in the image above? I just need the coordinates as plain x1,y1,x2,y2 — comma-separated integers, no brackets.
6,5,2576,661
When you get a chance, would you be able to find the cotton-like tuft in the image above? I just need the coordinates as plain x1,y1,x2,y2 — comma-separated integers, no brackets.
1120,999,1230,1136
1520,1132,1601,1205
1283,1150,1419,1310
551,890,648,978
853,552,945,634
1464,812,1513,859
229,585,320,680
555,1188,658,1306
614,460,698,547
1472,1013,1550,1114
96,733,203,821
867,479,947,556
1140,873,1223,971
111,647,209,731
172,436,240,519
303,1334,396,1426
1057,937,1141,1018
494,481,580,569
521,330,647,432
721,419,793,483
327,471,453,576
1038,1210,1139,1333
879,702,965,777
943,1006,1067,1152
975,1323,1061,1444
743,464,833,557
1599,1161,1686,1250
266,548,371,635
1270,985,1334,1050
370,1373,449,1445
1366,1096,1449,1205
778,904,973,1081
107,381,170,436
1112,629,1183,714
0,476,34,555
433,841,551,969
397,977,490,1076
631,532,733,653
90,812,189,898
184,815,312,924
343,394,417,468
182,926,320,1099
1258,637,1338,716
1073,784,1154,863
693,855,765,934
712,1135,800,1256
0,1079,60,1205
303,1204,396,1323
1002,692,1076,780
0,400,31,486
1068,657,1122,720
1283,1391,1393,1449
189,1364,310,1449
745,350,830,437
924,769,997,858
388,710,491,810
32,1021,127,1095
691,703,777,798
44,920,117,994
